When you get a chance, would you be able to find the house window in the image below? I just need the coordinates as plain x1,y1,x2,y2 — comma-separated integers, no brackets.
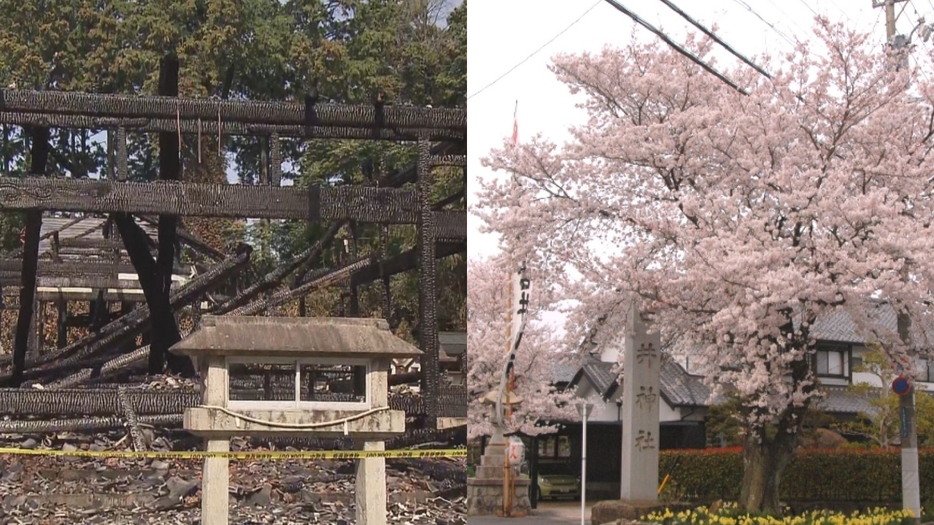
814,344,850,378
917,359,934,383
227,357,370,411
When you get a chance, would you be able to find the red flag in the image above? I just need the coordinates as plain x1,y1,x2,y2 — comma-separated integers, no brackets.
511,100,518,147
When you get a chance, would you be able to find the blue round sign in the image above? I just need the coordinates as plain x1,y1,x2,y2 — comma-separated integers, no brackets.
892,376,911,396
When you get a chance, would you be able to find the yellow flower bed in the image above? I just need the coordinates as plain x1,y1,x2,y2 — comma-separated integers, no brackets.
644,503,916,525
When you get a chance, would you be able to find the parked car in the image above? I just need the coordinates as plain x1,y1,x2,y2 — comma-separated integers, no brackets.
534,462,580,501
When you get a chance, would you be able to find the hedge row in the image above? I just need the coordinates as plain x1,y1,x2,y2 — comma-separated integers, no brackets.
661,448,926,503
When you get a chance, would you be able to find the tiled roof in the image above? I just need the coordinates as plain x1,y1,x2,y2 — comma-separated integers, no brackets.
580,360,619,397
814,386,880,415
568,358,718,407
439,331,466,355
659,361,719,407
550,362,579,384
808,303,897,344
37,216,159,258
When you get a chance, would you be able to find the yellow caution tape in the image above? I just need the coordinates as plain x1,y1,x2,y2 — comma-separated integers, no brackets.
0,447,466,460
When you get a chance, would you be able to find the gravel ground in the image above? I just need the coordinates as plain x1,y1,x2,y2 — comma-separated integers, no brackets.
0,453,466,525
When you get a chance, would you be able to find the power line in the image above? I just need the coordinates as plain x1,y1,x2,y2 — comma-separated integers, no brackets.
729,0,797,47
796,0,820,18
656,0,772,79
603,0,748,95
466,1,601,101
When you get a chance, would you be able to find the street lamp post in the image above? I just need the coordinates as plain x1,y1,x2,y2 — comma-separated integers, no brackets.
578,401,594,525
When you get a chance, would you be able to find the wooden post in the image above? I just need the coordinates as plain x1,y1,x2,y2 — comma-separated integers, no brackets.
10,126,48,387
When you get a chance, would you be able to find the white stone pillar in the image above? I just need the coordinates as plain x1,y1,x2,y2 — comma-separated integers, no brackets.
201,356,229,525
203,438,230,525
620,300,661,501
356,440,387,525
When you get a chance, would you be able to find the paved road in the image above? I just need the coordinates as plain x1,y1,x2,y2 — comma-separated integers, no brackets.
468,501,595,525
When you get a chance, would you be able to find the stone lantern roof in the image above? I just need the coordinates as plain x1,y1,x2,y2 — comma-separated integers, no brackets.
171,316,423,359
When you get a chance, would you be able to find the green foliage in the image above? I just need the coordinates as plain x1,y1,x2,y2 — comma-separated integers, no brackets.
0,0,467,331
834,347,934,447
659,448,934,504
706,396,834,448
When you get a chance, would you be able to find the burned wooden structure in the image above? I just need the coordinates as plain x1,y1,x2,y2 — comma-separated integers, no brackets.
0,57,466,441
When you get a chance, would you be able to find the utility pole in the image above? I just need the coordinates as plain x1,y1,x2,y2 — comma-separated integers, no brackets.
873,3,920,522
875,0,909,43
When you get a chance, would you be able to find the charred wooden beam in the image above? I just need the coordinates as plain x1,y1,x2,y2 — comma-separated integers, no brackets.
150,54,186,376
35,289,149,303
308,185,417,223
136,215,225,261
350,241,464,288
231,256,371,316
57,237,124,250
0,178,442,225
433,211,466,240
45,345,149,389
11,126,49,387
0,260,193,278
0,386,465,418
117,386,147,451
0,89,465,131
429,155,466,167
0,112,463,142
214,222,342,315
416,137,439,428
0,414,181,434
5,276,185,290
0,245,251,379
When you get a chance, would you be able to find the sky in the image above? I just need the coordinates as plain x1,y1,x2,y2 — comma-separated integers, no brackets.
466,0,927,261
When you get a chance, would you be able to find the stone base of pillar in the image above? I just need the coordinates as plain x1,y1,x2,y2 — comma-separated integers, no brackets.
466,441,531,516
467,477,531,516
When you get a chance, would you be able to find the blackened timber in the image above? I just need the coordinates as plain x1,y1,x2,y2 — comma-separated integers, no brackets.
0,112,464,142
0,178,425,223
10,126,49,387
35,290,150,303
416,136,440,428
0,260,192,278
0,414,182,435
0,179,467,236
214,222,343,315
57,237,124,249
0,89,465,131
0,276,186,290
137,215,225,261
0,245,251,377
151,54,187,376
434,211,467,240
231,256,372,316
429,155,466,167
309,185,418,223
350,241,464,288
46,346,149,388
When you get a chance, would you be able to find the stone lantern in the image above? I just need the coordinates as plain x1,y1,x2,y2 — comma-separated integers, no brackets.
170,316,421,525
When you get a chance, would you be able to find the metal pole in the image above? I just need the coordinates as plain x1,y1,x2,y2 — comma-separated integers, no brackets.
581,404,588,525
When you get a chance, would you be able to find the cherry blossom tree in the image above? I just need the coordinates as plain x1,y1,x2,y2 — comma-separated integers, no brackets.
476,19,934,512
467,255,578,441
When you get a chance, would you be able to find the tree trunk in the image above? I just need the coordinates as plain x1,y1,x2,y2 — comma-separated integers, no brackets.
739,422,797,513
739,435,793,514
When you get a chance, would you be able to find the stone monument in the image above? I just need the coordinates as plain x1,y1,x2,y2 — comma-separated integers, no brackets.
592,300,687,525
466,390,531,517
171,316,420,525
